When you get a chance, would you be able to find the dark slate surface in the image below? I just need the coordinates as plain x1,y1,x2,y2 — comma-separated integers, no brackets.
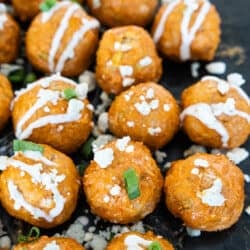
0,0,249,249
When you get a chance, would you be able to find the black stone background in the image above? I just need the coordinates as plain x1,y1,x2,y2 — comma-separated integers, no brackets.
0,0,249,249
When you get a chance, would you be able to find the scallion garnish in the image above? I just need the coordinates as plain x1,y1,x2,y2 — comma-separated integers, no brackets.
63,88,77,100
81,136,95,159
123,168,140,200
13,140,44,153
18,227,40,243
77,161,88,176
24,72,37,84
39,0,57,12
148,241,162,250
8,69,25,84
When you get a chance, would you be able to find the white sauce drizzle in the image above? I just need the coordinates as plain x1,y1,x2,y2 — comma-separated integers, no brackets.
124,235,152,250
0,3,7,30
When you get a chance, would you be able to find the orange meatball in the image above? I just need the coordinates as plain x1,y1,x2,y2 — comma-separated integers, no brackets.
83,137,163,224
151,0,221,61
96,25,162,94
0,74,13,131
109,82,180,149
106,231,174,250
0,143,80,228
26,1,99,77
180,75,250,149
13,236,84,249
87,0,158,27
165,153,245,231
0,4,20,63
12,74,93,154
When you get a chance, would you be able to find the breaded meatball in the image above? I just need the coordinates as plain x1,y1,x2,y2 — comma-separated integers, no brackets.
106,231,174,250
180,75,250,149
26,1,99,77
12,74,93,154
0,142,80,228
109,82,180,149
96,26,162,94
165,153,245,231
83,136,163,224
13,236,84,249
87,0,158,27
0,74,13,131
0,4,20,63
151,0,221,61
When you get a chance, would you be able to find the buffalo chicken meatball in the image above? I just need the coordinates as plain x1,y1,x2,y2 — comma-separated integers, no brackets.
151,0,221,61
26,1,99,77
0,74,13,131
0,3,20,63
109,82,180,149
165,153,245,232
0,142,80,228
180,75,250,149
87,0,158,28
106,231,174,250
83,136,163,224
14,236,85,249
12,74,93,154
96,25,162,94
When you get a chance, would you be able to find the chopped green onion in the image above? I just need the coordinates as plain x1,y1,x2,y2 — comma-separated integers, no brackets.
39,0,57,12
81,136,95,159
77,162,88,176
18,227,40,243
13,140,44,153
8,69,25,84
148,242,162,250
63,88,77,100
24,72,37,84
123,168,140,200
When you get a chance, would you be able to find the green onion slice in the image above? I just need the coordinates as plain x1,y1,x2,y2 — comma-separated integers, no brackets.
148,241,162,250
39,0,57,12
63,88,77,100
123,168,140,200
8,69,25,84
13,140,44,154
24,72,37,85
18,227,40,243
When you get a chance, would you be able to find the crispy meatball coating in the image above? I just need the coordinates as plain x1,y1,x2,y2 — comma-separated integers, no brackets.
0,144,80,228
83,137,163,224
26,1,99,77
180,76,250,149
151,0,221,61
96,25,162,94
12,74,93,154
0,74,13,131
106,231,174,250
0,5,20,63
109,82,180,149
87,0,158,27
13,236,85,249
165,153,245,231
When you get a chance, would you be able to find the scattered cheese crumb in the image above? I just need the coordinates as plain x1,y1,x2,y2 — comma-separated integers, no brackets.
205,62,226,75
148,127,162,136
92,134,114,152
97,112,109,133
127,121,135,127
190,62,200,78
122,77,135,87
163,104,170,111
78,70,96,92
184,145,207,157
245,206,250,215
94,148,114,168
191,168,199,175
227,73,246,86
194,158,209,168
155,150,167,163
103,195,110,203
244,174,250,183
139,56,152,67
110,185,121,196
186,227,201,237
226,148,249,164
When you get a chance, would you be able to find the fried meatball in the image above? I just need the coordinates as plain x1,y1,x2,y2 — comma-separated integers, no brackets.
26,1,99,77
83,136,163,224
165,153,244,231
151,0,221,61
0,4,20,63
0,74,13,131
13,236,84,249
180,75,250,149
109,82,180,149
87,0,158,27
12,74,93,154
0,143,80,228
106,231,174,250
96,25,162,94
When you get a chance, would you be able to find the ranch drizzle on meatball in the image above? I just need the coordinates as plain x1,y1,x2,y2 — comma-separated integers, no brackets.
40,1,100,73
0,3,7,30
153,0,211,61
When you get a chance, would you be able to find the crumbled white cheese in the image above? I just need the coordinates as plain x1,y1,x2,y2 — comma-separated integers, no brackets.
92,134,114,152
124,91,134,101
163,162,172,170
146,88,155,99
109,185,121,196
127,121,135,127
155,150,167,163
97,112,109,133
87,235,107,250
139,56,153,67
43,240,60,250
163,104,170,111
65,223,85,244
122,77,135,87
190,62,200,78
148,127,162,135
95,92,112,115
191,168,199,175
227,73,246,86
205,62,226,75
116,136,131,151
244,174,250,183
119,65,133,77
0,63,22,76
134,99,159,116
184,145,207,157
226,148,249,164
103,195,110,203
78,70,96,92
245,206,250,215
92,0,101,9
0,236,11,249
44,106,50,113
186,227,201,237
114,41,132,52
75,83,88,99
194,158,209,168
56,125,64,132
94,148,114,168
125,145,134,153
